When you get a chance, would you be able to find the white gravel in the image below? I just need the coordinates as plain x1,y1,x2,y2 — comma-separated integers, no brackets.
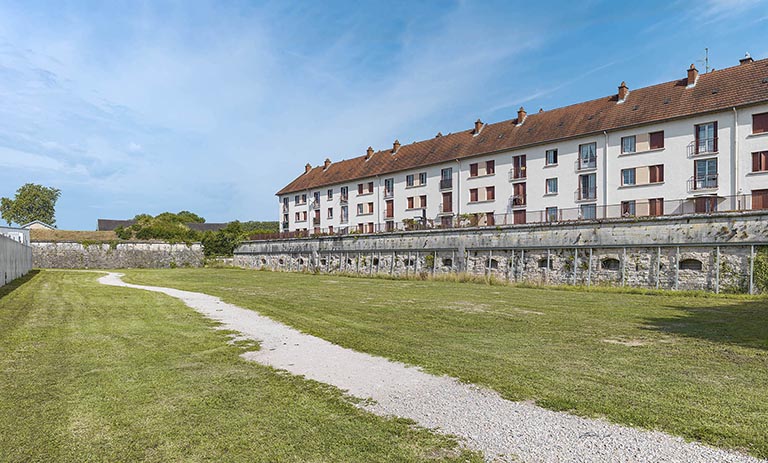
99,272,764,463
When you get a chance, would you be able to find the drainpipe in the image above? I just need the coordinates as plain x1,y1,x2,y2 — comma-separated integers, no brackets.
603,131,609,213
376,175,381,231
732,107,739,210
306,189,311,235
455,159,462,219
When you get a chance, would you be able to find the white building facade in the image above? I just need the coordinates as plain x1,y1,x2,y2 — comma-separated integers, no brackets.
277,57,768,235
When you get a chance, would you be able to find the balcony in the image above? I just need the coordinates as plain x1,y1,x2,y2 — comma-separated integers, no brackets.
311,200,321,210
281,221,289,230
508,168,526,182
282,204,289,213
340,216,348,224
688,174,718,191
576,187,597,201
510,194,527,207
440,178,453,190
312,217,321,226
575,157,597,171
687,137,718,157
340,195,349,204
384,189,394,199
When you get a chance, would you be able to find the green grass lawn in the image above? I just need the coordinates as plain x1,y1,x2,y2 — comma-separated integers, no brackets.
122,268,768,459
0,270,479,462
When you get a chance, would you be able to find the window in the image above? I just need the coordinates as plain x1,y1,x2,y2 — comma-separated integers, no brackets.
295,211,307,222
545,149,558,165
340,186,349,201
407,197,415,209
357,203,364,215
578,143,597,169
546,178,558,194
440,168,453,189
469,188,479,202
579,173,596,199
313,191,321,203
327,208,333,219
384,178,394,197
546,207,558,222
419,172,427,185
327,189,333,200
538,258,553,269
694,159,718,189
486,160,495,175
485,186,495,201
649,164,664,183
695,122,718,154
753,112,768,134
511,155,526,179
282,197,289,208
649,198,664,216
752,151,768,172
601,258,621,271
419,195,427,208
340,205,348,222
469,163,479,177
580,204,596,219
621,168,636,186
621,200,636,216
679,259,703,271
295,194,307,205
406,174,415,187
650,131,665,149
357,182,373,195
621,136,636,154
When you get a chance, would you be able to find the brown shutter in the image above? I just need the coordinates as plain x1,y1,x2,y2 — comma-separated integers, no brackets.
754,152,761,172
650,131,664,149
358,184,363,194
753,189,768,210
470,163,478,177
753,113,768,134
713,121,718,152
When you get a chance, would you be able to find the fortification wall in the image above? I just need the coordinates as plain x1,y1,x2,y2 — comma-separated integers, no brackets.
32,242,204,269
0,235,32,287
234,212,768,293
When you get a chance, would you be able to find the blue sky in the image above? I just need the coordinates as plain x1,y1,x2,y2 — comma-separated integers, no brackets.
0,0,766,229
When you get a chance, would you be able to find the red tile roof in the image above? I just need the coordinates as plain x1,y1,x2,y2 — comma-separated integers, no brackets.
277,58,768,195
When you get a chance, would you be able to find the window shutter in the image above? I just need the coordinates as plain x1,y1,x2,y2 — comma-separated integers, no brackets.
753,113,768,134
754,152,761,172
470,163,478,177
650,131,664,149
713,121,718,152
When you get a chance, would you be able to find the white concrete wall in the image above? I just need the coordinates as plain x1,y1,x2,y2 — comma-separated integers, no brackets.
278,103,768,234
0,235,32,287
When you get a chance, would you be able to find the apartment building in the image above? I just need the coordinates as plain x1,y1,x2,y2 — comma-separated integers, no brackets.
277,55,768,234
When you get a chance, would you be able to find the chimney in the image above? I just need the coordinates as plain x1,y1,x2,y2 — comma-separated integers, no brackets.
740,52,754,65
473,119,484,134
365,146,374,160
618,81,629,101
687,64,698,87
539,108,544,113
304,163,312,174
392,139,401,154
323,158,331,170
435,132,443,138
517,106,527,125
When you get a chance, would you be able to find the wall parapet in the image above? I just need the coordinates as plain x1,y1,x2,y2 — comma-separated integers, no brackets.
32,241,204,269
234,213,768,294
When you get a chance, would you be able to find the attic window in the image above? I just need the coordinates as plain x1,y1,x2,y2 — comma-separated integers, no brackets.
497,134,504,139
663,98,671,104
763,78,768,84
711,88,719,94
557,121,564,127
587,115,594,120
632,105,639,111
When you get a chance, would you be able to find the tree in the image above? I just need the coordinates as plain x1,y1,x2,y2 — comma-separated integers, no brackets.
0,183,61,226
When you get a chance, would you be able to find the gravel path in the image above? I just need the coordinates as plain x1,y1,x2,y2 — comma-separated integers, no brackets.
99,273,763,463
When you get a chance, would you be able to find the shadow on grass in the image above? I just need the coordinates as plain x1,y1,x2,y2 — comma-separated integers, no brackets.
643,299,768,350
0,270,40,301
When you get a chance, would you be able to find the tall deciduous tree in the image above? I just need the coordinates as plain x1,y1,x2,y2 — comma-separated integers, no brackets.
0,183,61,226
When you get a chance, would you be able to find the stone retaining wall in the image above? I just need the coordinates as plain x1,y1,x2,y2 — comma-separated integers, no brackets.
32,242,204,269
235,212,768,293
1,235,32,287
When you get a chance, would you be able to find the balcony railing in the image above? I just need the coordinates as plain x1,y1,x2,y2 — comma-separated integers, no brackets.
282,204,289,212
281,221,289,230
508,168,526,181
253,194,759,240
575,157,597,171
340,216,348,224
312,217,321,226
384,190,394,199
511,194,526,207
576,187,597,201
440,178,453,190
311,200,320,210
340,195,349,204
688,137,718,157
689,174,718,191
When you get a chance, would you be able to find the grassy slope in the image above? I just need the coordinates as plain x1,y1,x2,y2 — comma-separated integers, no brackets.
123,268,768,458
0,271,479,463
